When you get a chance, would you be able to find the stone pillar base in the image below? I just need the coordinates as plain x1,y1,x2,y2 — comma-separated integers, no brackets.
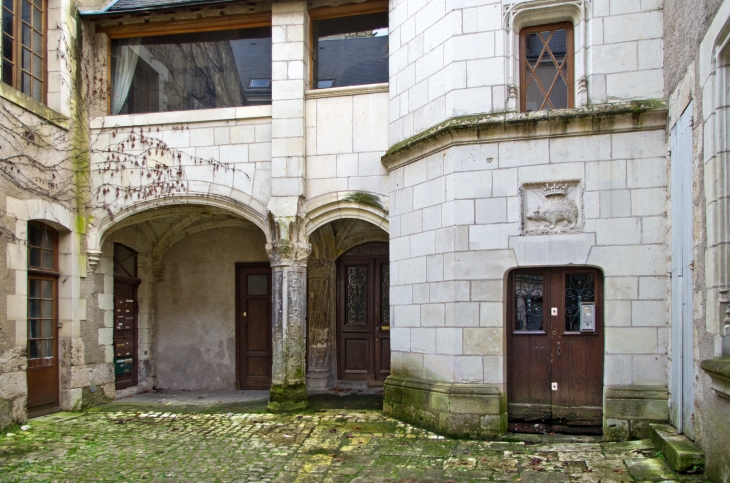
267,383,308,413
383,376,507,438
603,385,669,441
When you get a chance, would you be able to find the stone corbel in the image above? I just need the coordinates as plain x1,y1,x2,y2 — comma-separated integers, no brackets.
700,358,730,399
153,264,165,283
507,84,519,112
87,250,103,273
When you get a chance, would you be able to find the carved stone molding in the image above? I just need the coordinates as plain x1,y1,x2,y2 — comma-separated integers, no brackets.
153,264,165,283
520,179,584,235
87,250,103,273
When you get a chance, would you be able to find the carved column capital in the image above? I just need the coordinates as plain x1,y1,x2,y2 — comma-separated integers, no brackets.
265,240,312,268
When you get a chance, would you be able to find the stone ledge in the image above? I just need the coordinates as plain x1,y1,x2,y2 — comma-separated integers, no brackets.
305,83,389,99
0,83,69,130
383,375,507,439
381,101,668,171
648,423,705,473
700,357,730,399
604,385,669,440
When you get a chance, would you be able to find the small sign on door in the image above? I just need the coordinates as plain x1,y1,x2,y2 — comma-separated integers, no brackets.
580,303,596,332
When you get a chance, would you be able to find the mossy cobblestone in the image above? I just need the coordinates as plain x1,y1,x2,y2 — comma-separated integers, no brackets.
0,407,711,482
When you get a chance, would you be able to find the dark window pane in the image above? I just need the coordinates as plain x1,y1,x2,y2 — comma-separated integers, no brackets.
31,76,40,100
32,29,40,53
41,339,53,358
33,0,40,9
4,0,13,12
28,339,40,358
345,266,368,325
41,249,53,269
29,299,40,318
29,319,39,338
29,278,40,297
2,59,12,84
565,273,595,331
21,21,28,43
31,52,39,76
41,279,52,298
29,247,41,267
41,319,52,338
247,274,268,295
2,10,13,36
314,12,389,89
514,273,544,331
113,244,137,277
21,0,29,23
110,27,272,115
42,299,52,318
28,221,40,246
40,226,53,248
32,6,40,30
21,70,29,92
21,46,29,69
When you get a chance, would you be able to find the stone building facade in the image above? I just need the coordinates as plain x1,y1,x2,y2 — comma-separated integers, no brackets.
0,0,728,479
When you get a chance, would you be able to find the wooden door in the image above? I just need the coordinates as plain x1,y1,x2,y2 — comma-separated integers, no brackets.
670,102,695,439
236,264,272,389
27,275,59,413
337,243,390,384
114,281,138,390
507,267,604,434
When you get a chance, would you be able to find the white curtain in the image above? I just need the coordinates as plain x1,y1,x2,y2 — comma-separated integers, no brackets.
111,39,141,115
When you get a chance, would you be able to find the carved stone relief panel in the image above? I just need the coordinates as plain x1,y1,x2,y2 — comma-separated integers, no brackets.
520,179,584,235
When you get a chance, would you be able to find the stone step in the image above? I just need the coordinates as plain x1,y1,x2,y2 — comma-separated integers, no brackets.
648,423,705,473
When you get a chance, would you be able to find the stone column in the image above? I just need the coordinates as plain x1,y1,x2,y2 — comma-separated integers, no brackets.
266,216,311,412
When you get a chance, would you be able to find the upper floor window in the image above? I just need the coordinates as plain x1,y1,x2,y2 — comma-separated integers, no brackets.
1,0,45,102
110,27,271,115
312,11,388,90
519,22,573,112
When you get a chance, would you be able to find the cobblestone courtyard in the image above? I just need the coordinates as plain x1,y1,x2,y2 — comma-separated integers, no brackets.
0,399,709,483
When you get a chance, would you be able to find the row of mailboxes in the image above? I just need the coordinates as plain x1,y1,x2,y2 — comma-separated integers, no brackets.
115,341,134,357
115,316,134,331
115,357,134,375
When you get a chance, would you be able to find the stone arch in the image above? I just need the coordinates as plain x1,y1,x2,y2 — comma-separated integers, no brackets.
88,194,271,254
303,192,389,238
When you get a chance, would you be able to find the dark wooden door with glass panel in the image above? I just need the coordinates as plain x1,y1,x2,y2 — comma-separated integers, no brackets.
27,222,59,414
337,243,390,384
507,267,603,434
236,264,272,389
113,244,139,390
27,222,58,416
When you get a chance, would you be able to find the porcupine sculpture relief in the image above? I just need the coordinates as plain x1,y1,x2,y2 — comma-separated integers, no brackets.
526,183,578,230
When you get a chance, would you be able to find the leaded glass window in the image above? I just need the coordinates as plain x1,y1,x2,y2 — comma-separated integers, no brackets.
520,22,573,112
1,0,45,102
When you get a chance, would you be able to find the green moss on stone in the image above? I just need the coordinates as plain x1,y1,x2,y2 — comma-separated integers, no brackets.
343,192,385,211
268,383,308,413
81,386,112,409
0,399,13,431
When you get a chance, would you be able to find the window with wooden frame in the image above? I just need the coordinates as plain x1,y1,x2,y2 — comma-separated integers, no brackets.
519,22,573,112
1,0,46,102
95,11,272,115
310,1,388,90
27,221,58,365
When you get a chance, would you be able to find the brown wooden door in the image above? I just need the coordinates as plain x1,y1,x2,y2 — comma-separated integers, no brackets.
114,281,138,390
507,267,604,434
237,264,272,389
27,275,59,413
337,244,390,384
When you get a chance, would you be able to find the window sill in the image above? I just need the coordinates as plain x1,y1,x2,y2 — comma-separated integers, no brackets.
305,83,388,100
0,83,69,130
90,104,272,129
700,357,730,400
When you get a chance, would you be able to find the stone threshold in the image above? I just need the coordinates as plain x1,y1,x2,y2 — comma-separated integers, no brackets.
648,423,705,473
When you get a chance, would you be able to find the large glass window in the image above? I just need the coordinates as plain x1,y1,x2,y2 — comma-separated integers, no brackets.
313,12,388,89
110,27,272,115
519,22,573,112
1,0,45,102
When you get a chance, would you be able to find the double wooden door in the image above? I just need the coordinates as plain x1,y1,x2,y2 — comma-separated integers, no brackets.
236,264,272,389
337,245,390,384
507,267,604,434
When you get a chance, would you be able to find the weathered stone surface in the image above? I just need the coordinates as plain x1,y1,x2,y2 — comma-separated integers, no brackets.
648,423,705,473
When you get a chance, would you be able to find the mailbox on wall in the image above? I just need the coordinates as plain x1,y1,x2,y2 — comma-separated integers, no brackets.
580,303,596,332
